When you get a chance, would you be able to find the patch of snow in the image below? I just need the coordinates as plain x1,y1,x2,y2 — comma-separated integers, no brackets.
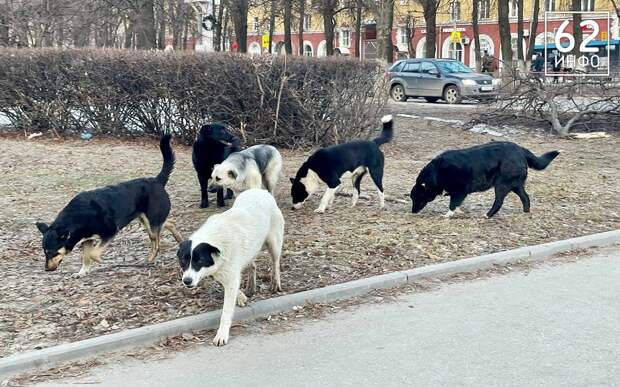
469,124,504,137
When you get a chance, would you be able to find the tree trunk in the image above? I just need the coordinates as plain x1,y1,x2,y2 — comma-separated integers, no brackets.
472,0,482,71
231,0,249,52
572,0,583,59
422,0,437,58
268,0,276,53
498,0,512,72
283,0,292,54
298,0,305,55
322,1,336,56
157,0,166,49
517,0,525,71
378,0,395,63
406,15,416,58
214,2,225,51
354,0,362,59
136,0,156,49
124,15,134,49
526,0,540,63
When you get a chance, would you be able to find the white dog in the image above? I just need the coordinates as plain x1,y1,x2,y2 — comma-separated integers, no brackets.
177,189,285,346
209,145,282,196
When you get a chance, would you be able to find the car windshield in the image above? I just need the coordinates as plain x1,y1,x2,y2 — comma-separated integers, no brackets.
435,61,473,74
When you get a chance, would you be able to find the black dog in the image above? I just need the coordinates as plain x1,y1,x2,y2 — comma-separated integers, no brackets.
36,134,183,276
290,115,394,213
410,141,560,218
192,123,241,208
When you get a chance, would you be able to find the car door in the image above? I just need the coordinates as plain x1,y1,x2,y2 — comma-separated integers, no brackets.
400,61,421,95
417,62,444,97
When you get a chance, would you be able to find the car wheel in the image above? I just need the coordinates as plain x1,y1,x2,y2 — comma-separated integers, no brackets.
425,97,440,103
443,85,462,104
390,84,407,102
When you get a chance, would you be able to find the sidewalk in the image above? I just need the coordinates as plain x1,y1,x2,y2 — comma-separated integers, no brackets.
39,249,620,387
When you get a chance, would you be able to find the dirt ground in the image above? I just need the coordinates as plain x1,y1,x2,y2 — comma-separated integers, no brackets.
1,116,618,358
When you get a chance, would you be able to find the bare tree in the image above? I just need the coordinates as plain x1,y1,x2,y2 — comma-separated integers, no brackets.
416,0,441,58
498,0,512,72
298,0,306,55
229,0,249,52
572,0,583,62
353,0,363,59
284,0,293,54
135,0,156,49
526,0,541,66
517,0,525,71
375,0,395,63
404,13,416,58
472,0,482,71
316,0,338,55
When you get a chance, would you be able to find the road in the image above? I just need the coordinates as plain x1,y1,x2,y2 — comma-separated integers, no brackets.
387,98,481,122
39,248,620,387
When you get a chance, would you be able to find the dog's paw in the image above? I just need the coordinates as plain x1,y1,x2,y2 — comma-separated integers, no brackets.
212,329,229,346
71,271,86,279
314,208,326,214
199,201,209,209
442,210,455,218
237,291,248,307
270,282,282,293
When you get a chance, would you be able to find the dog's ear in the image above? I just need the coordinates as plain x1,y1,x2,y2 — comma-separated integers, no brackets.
228,170,237,180
193,243,219,267
289,177,295,184
36,222,49,234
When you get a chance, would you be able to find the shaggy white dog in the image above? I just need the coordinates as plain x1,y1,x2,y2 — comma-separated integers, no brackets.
177,189,284,346
209,144,282,196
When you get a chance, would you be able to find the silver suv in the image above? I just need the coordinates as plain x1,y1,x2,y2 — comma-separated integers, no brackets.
387,59,499,104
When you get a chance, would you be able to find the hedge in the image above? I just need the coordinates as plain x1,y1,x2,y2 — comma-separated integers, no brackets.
0,49,388,147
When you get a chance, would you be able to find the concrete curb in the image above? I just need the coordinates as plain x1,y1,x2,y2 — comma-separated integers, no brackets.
2,229,619,377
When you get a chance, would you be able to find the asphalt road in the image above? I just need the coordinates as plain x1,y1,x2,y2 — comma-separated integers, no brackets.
39,248,620,387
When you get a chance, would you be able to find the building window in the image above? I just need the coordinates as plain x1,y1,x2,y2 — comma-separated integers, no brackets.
450,1,461,21
581,0,595,11
304,15,312,31
252,17,259,32
509,0,518,17
545,0,555,11
479,38,492,56
448,42,464,62
340,29,350,48
478,0,490,19
399,27,408,45
304,43,313,56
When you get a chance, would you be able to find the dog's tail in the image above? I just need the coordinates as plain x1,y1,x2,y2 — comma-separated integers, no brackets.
372,115,394,147
522,147,561,171
156,134,175,185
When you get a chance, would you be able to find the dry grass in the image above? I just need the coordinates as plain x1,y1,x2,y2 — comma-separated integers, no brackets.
1,117,618,358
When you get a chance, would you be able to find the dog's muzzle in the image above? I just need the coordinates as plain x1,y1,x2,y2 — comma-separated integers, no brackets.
182,277,195,288
45,254,64,271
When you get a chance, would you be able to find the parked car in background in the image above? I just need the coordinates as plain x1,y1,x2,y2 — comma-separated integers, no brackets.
387,59,500,104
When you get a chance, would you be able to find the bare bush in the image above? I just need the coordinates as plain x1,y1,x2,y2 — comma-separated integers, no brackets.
0,49,387,147
473,73,620,136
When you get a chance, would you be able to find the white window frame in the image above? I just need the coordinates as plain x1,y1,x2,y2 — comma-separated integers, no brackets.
304,14,312,31
450,0,461,21
448,42,464,62
399,27,408,45
478,0,490,19
581,0,595,11
340,29,351,48
252,16,259,33
545,0,555,12
509,0,518,18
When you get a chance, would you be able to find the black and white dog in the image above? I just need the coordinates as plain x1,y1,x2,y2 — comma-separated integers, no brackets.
410,141,560,218
178,189,284,346
36,135,183,276
290,115,394,213
192,123,241,208
209,145,282,196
